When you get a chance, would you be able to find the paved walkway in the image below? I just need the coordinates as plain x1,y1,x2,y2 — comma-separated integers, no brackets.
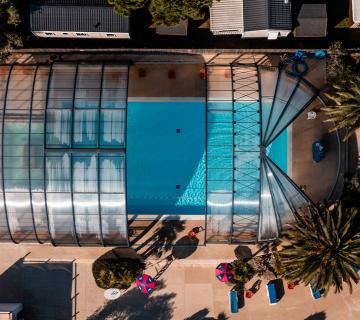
1,243,360,319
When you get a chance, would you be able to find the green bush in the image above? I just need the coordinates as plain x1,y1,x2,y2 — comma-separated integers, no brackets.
231,259,254,284
92,258,145,289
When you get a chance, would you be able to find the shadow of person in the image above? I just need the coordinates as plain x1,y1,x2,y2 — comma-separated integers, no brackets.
172,236,199,260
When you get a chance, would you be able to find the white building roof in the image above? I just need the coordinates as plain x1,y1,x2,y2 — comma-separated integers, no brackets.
210,0,244,35
353,0,360,23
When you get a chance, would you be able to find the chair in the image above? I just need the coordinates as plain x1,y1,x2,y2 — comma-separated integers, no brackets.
267,283,278,305
312,141,324,163
309,284,322,300
229,291,238,314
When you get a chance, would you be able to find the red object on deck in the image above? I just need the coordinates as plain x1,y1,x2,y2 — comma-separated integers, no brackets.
188,230,197,240
287,282,296,290
245,290,254,298
200,68,206,80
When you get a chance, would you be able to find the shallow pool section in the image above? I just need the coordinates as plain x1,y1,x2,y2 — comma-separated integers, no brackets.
127,101,206,215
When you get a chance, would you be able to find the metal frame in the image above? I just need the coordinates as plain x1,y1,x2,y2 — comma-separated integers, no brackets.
1,64,17,244
43,63,57,246
204,63,208,244
69,62,81,246
97,62,105,246
29,65,44,244
229,64,235,244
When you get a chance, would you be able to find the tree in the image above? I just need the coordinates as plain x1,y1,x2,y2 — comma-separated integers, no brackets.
0,0,22,62
108,0,147,16
277,203,360,295
322,78,360,141
150,0,212,26
109,0,213,26
92,258,145,289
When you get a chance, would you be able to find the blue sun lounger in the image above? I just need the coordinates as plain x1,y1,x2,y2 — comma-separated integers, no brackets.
309,284,322,300
229,291,238,314
354,265,360,273
267,283,278,305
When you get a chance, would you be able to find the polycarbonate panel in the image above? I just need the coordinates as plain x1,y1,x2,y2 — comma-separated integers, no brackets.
206,192,232,241
101,64,128,109
74,64,101,109
72,110,98,147
264,159,293,227
31,192,49,242
47,64,76,109
2,66,37,242
73,193,101,245
99,110,125,147
47,192,76,245
72,154,97,192
99,153,125,193
266,157,310,211
259,67,279,98
46,153,71,192
6,193,34,242
258,162,278,241
46,109,72,147
101,193,127,245
263,72,298,145
266,81,315,145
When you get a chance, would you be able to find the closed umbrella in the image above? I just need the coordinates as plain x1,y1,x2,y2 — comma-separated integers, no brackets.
136,274,156,294
215,262,233,282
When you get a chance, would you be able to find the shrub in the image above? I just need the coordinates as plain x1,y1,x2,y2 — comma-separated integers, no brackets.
92,258,145,289
231,259,254,284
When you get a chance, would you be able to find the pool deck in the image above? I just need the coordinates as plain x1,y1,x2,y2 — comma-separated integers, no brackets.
1,243,360,319
291,98,340,203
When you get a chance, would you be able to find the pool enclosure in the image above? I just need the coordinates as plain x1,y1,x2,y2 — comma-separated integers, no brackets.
0,63,129,245
206,54,319,243
0,57,323,246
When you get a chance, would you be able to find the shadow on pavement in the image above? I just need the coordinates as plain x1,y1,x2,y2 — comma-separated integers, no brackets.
234,245,252,262
185,308,229,320
88,280,176,320
0,257,73,320
304,311,327,320
172,236,199,260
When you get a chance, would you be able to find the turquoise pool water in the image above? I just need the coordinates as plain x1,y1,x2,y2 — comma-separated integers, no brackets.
127,101,206,214
267,129,288,173
127,100,288,215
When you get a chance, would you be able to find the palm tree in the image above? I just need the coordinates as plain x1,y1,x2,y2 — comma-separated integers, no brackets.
277,203,360,295
322,78,360,141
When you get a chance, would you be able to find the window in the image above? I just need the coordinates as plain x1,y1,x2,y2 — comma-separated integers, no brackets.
76,33,89,36
45,32,55,36
106,33,116,37
62,32,69,35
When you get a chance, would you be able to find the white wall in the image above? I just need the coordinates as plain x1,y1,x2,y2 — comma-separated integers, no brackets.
242,29,291,39
33,31,130,39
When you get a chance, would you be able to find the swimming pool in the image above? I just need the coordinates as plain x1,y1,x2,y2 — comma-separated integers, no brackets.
126,101,206,215
126,100,288,215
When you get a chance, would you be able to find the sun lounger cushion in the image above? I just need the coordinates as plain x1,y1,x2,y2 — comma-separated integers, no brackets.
267,283,278,305
229,291,238,313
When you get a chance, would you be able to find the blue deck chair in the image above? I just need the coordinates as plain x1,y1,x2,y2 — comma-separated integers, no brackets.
267,283,278,305
309,284,322,300
229,291,238,314
312,141,324,163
